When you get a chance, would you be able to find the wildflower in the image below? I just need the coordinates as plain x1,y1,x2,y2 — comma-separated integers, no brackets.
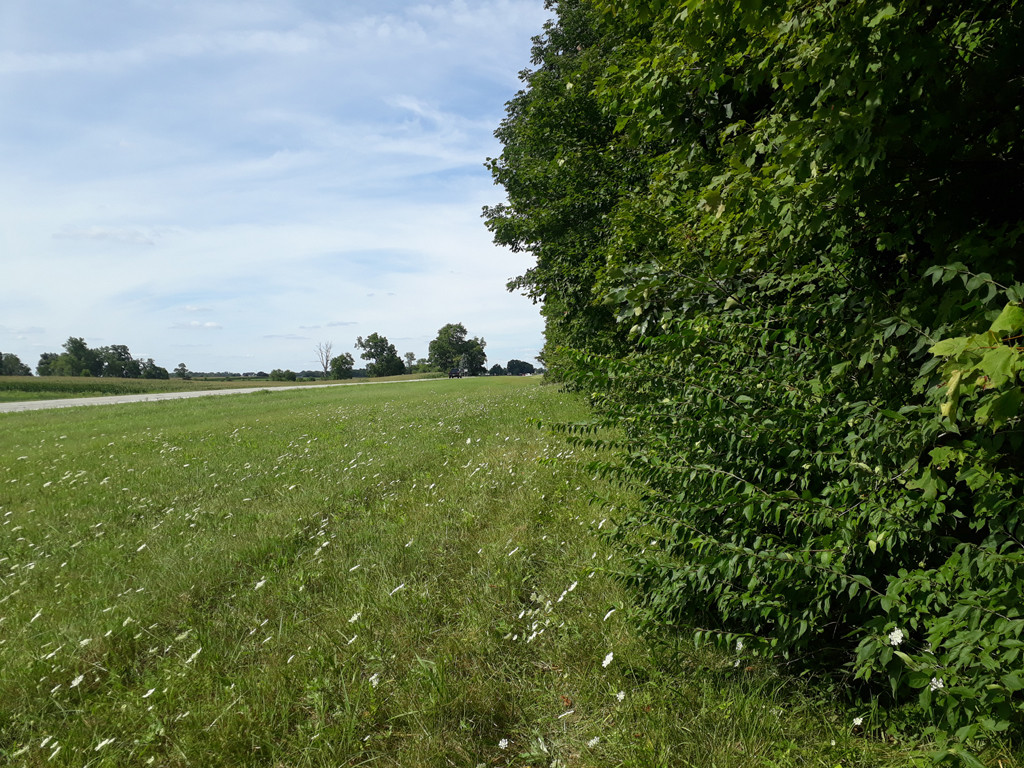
616,690,626,702
888,628,905,647
369,673,380,688
348,612,361,623
587,736,600,747
852,716,863,727
254,578,267,591
930,677,945,691
736,638,744,652
498,738,509,750
602,651,613,668
70,674,84,688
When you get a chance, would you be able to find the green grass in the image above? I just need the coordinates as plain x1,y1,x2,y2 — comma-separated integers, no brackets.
0,378,979,767
0,373,446,403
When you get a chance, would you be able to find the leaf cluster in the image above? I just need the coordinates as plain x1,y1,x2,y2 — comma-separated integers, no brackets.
489,0,1024,751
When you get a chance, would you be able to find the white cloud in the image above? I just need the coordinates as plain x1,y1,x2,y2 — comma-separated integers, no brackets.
0,0,550,371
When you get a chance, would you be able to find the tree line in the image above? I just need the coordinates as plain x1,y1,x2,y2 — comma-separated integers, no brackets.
315,323,507,380
487,0,1024,748
3,324,539,383
20,337,171,378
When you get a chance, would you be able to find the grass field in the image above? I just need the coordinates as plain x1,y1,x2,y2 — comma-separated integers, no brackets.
0,373,444,403
0,377,976,767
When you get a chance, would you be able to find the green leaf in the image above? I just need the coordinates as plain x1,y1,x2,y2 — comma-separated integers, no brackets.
865,4,897,27
990,303,1024,334
929,337,969,357
977,345,1018,388
1001,671,1024,692
976,388,1023,429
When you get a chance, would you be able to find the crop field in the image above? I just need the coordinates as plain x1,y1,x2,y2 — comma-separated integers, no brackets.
0,378,933,767
0,374,444,404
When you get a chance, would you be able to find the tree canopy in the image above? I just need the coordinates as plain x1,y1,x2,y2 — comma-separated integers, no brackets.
1,353,32,376
355,333,405,378
37,338,168,379
427,323,487,375
330,352,355,380
489,0,1024,746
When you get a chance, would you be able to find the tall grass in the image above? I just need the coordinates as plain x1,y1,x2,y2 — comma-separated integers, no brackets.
0,378,959,766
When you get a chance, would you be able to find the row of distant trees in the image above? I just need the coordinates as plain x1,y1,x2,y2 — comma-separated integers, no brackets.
2,337,171,378
315,323,503,380
1,325,539,381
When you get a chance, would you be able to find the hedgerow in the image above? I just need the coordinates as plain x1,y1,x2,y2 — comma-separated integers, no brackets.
487,0,1024,752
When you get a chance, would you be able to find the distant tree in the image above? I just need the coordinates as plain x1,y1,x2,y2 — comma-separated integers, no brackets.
427,323,487,375
355,333,405,377
62,337,102,377
507,359,536,376
99,345,141,378
403,351,416,369
315,342,333,378
330,352,355,379
174,363,191,380
489,363,506,376
36,352,59,376
269,369,297,381
139,359,170,379
1,353,32,376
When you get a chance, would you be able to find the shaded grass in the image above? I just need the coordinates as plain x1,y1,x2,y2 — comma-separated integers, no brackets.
0,378,977,767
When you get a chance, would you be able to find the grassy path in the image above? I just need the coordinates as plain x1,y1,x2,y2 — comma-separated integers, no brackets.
0,378,937,766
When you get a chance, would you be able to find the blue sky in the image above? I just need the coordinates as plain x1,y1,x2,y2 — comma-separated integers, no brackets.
0,0,551,373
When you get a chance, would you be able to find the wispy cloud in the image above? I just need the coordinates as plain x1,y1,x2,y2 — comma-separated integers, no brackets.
0,0,549,371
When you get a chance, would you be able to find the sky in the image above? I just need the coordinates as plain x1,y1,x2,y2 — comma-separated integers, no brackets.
0,0,552,374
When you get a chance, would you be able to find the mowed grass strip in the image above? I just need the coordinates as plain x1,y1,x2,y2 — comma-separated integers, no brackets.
1,378,930,767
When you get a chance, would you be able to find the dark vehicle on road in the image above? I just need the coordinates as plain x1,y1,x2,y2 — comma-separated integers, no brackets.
448,369,462,378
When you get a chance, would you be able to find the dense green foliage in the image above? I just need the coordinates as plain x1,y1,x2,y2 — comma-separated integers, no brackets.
427,323,488,375
1,353,32,376
330,352,356,379
488,0,1024,750
37,337,168,379
355,333,406,378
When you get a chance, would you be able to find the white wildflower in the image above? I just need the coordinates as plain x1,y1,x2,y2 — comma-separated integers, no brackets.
348,612,361,623
736,638,744,652
602,651,613,668
616,690,626,702
930,677,945,691
70,674,84,688
498,738,509,750
254,578,267,590
888,628,905,646
852,716,863,727
369,673,380,688
587,736,600,747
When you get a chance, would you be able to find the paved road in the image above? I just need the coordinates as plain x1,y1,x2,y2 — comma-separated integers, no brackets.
0,378,439,414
